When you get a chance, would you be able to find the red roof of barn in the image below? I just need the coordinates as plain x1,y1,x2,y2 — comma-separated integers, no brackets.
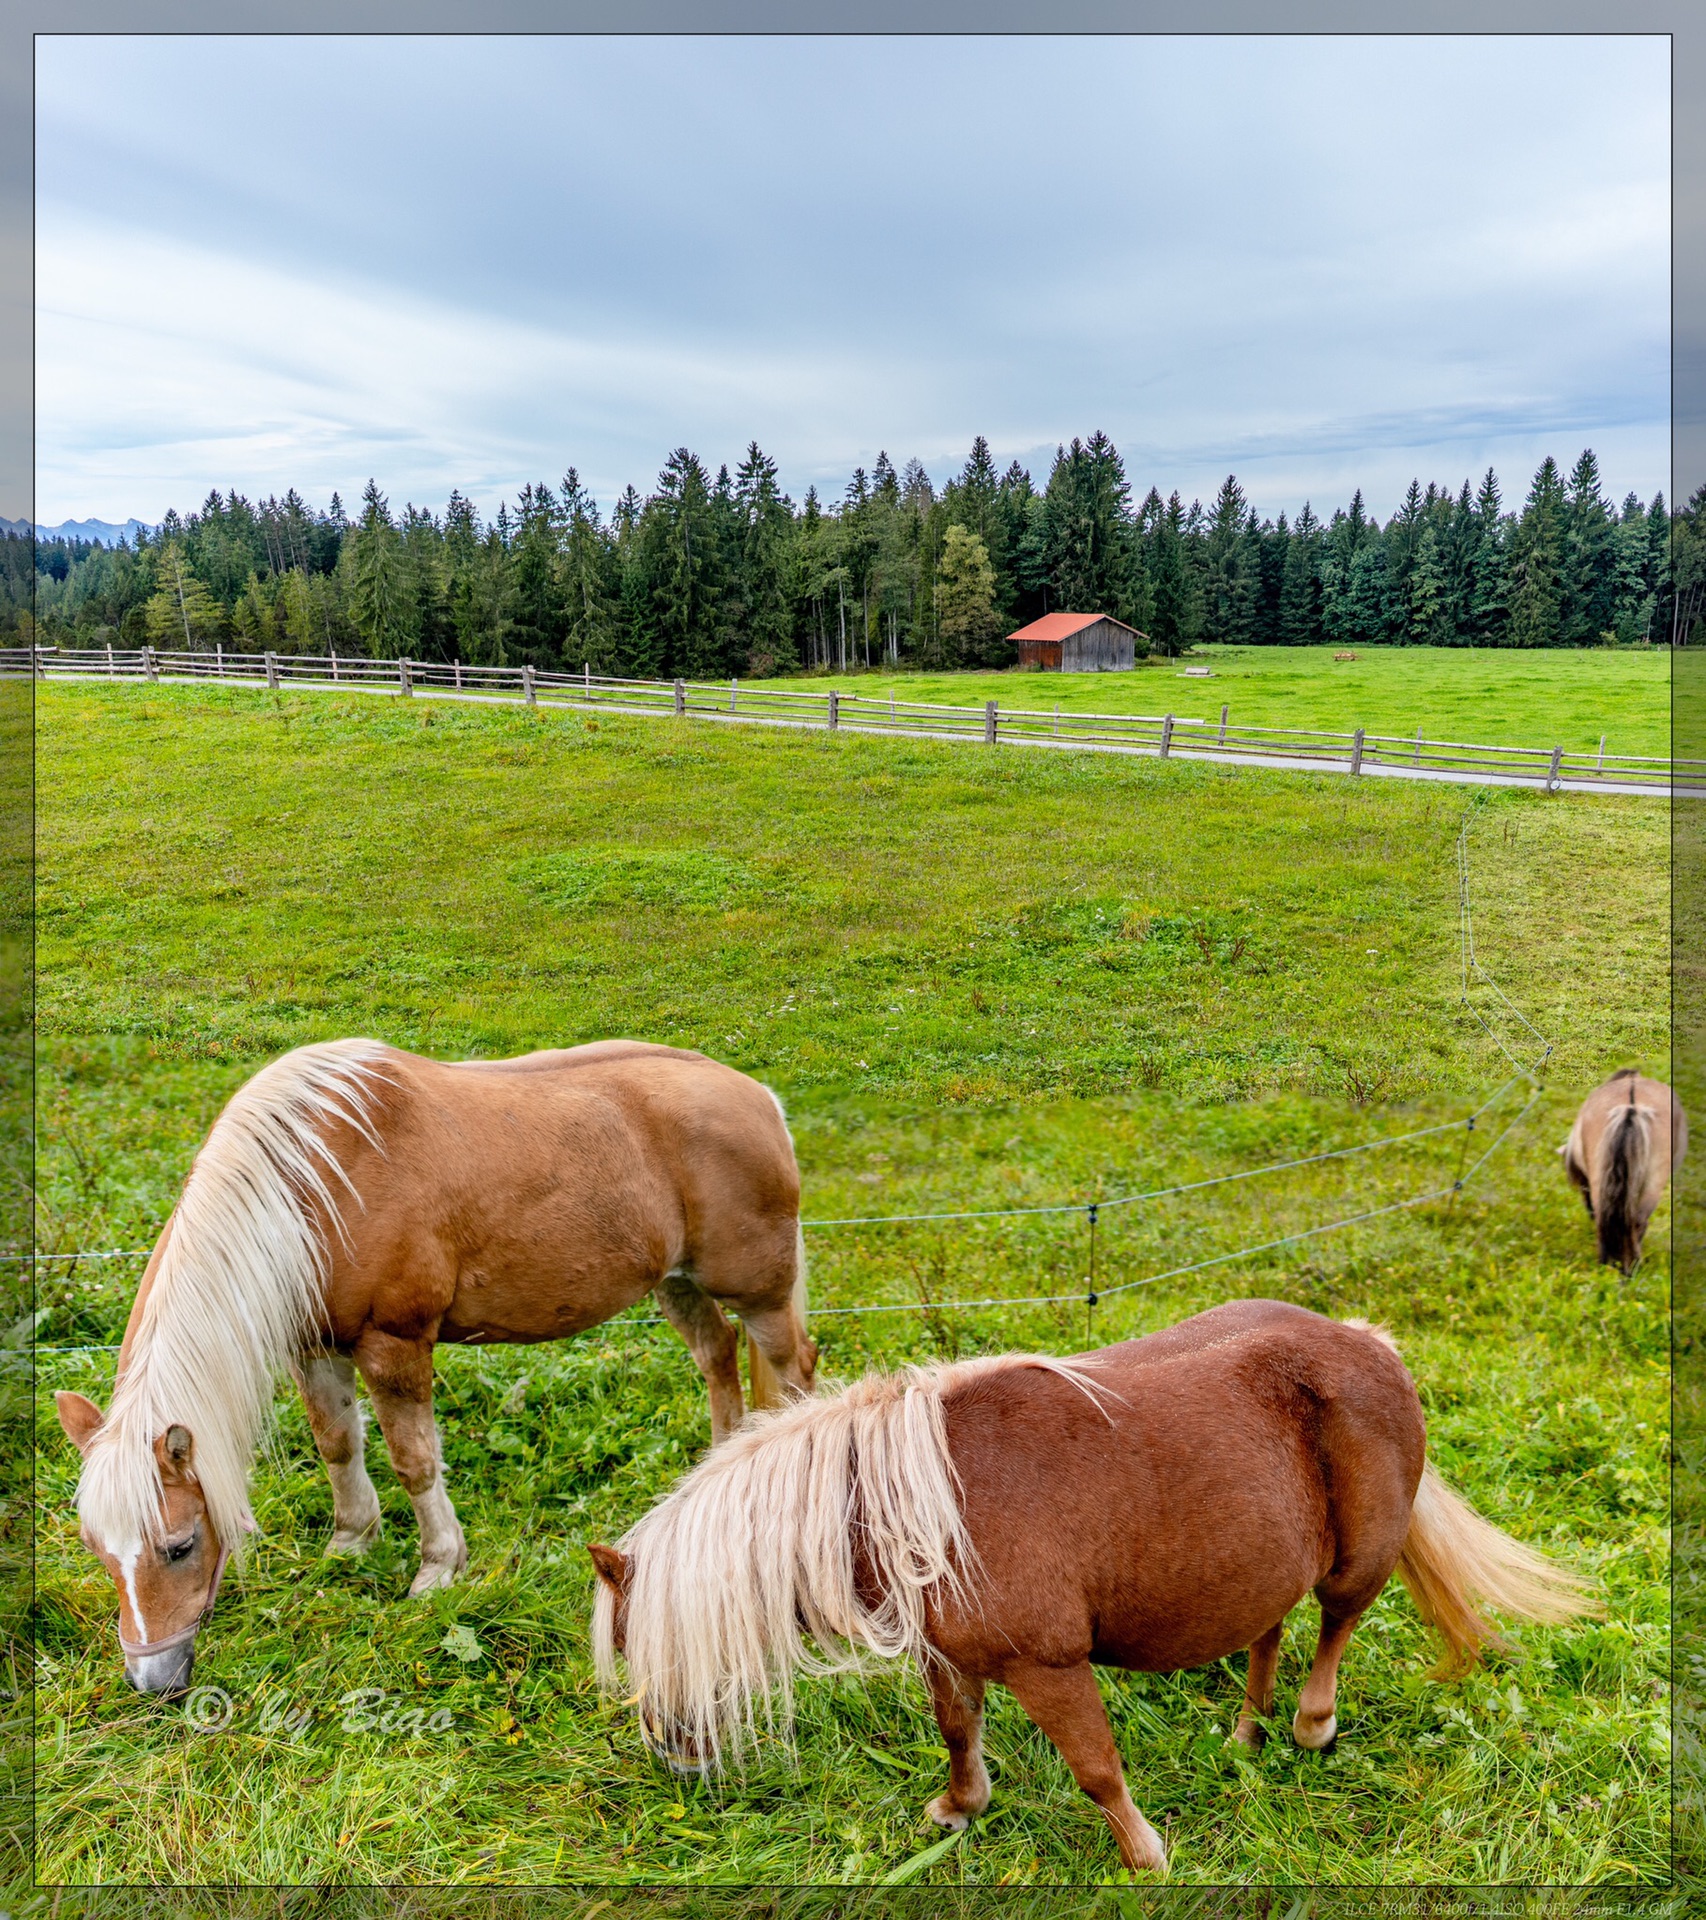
1008,611,1137,642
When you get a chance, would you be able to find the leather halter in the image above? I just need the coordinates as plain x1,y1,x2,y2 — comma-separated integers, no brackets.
117,1541,231,1659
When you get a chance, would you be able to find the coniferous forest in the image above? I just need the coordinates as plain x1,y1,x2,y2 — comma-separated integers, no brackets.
10,435,1706,670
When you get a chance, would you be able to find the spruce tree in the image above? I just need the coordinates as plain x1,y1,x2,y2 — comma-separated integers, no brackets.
1507,458,1567,648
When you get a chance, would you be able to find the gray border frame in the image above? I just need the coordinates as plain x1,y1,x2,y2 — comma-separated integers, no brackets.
4,7,1697,1907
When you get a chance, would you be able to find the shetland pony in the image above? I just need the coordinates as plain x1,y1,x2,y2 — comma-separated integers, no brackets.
1562,1069,1687,1273
589,1299,1593,1874
55,1038,814,1695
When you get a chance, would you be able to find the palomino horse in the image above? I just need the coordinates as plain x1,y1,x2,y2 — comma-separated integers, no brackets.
590,1299,1593,1874
55,1038,815,1695
1562,1069,1687,1273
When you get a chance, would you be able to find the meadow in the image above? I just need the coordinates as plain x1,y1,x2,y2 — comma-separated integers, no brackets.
31,680,1670,1887
763,644,1673,759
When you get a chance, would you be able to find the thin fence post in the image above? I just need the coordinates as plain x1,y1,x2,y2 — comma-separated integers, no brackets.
984,700,998,745
217,643,224,677
144,645,157,682
1218,703,1229,746
828,690,839,730
105,642,114,678
399,657,413,697
1159,713,1174,758
673,678,686,716
454,658,463,691
34,648,45,681
1413,727,1422,766
1349,727,1365,775
1545,744,1563,791
265,651,279,690
524,664,537,705
331,652,340,682
1596,734,1606,772
1054,704,1060,736
584,661,590,692
730,678,737,715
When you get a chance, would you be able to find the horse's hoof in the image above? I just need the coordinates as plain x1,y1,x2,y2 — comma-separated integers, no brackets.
326,1522,380,1556
408,1560,460,1596
1292,1709,1337,1751
925,1795,972,1831
1122,1817,1168,1874
1231,1718,1266,1753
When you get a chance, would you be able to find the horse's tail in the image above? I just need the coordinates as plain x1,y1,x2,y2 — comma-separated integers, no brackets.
1396,1460,1600,1676
594,1360,973,1770
1594,1085,1653,1272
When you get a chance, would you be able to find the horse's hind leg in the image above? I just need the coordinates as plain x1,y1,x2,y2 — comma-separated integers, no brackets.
1004,1658,1167,1874
923,1660,990,1831
293,1351,382,1554
1233,1621,1283,1752
1293,1607,1363,1750
655,1272,746,1445
354,1331,467,1596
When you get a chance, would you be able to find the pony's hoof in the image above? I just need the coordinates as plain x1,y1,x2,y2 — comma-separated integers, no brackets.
1292,1709,1336,1751
326,1522,380,1556
408,1560,461,1596
925,1794,977,1831
1121,1817,1168,1874
1231,1718,1266,1753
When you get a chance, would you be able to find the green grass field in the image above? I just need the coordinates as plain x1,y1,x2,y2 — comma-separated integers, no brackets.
32,682,1670,1887
761,644,1672,758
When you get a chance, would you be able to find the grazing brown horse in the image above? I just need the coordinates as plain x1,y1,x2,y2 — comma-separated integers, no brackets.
590,1299,1593,1874
55,1038,815,1695
1562,1069,1687,1273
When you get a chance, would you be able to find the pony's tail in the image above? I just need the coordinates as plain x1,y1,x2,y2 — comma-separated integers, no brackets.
1397,1461,1600,1676
1594,1095,1653,1272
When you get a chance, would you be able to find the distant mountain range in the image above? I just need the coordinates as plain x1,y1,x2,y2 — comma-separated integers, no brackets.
1,515,154,546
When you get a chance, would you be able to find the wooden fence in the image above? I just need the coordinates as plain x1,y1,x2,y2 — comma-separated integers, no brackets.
6,642,1691,794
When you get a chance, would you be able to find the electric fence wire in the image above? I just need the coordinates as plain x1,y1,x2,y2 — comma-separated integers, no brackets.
24,799,1553,1356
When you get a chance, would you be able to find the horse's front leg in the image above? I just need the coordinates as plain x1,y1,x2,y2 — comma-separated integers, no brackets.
354,1330,467,1596
292,1350,382,1554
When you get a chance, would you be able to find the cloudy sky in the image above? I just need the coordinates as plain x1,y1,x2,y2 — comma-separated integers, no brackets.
35,33,1668,528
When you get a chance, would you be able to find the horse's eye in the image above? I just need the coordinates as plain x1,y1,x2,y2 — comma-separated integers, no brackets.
164,1538,195,1563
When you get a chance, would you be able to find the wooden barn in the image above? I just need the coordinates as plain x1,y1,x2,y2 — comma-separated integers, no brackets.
1010,611,1144,671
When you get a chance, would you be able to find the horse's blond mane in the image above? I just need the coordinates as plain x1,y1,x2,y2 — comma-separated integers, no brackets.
76,1039,390,1553
594,1351,1108,1771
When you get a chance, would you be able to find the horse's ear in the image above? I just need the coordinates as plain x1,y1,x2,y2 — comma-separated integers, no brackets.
588,1543,629,1592
54,1391,104,1455
157,1425,195,1477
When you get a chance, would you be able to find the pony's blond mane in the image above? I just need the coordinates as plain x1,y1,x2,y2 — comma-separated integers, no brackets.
76,1039,390,1553
594,1352,1109,1771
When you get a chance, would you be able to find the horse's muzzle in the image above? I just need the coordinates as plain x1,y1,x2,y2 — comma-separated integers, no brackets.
124,1638,197,1697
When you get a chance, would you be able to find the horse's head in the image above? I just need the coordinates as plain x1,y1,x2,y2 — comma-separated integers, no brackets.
588,1540,710,1773
56,1391,230,1697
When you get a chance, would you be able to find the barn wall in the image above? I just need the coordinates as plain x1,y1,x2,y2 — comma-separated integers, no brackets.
1017,639,1064,670
1061,619,1136,671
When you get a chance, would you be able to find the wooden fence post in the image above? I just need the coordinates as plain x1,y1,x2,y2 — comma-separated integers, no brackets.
1218,703,1229,745
454,659,463,691
399,657,413,697
673,678,686,716
1349,727,1365,775
331,652,340,682
265,651,279,689
143,646,157,682
827,690,839,730
984,700,998,744
730,678,738,715
1413,727,1422,766
1596,734,1606,772
524,664,537,705
1159,714,1174,758
1545,745,1563,791
217,644,224,676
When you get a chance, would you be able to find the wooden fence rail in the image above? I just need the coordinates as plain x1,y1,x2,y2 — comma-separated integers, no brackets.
6,644,1691,795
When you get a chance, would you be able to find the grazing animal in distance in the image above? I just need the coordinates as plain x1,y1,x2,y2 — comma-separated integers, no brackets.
55,1038,815,1696
589,1299,1595,1875
1562,1069,1686,1273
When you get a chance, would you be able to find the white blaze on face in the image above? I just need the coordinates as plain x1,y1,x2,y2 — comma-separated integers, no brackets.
115,1538,148,1646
